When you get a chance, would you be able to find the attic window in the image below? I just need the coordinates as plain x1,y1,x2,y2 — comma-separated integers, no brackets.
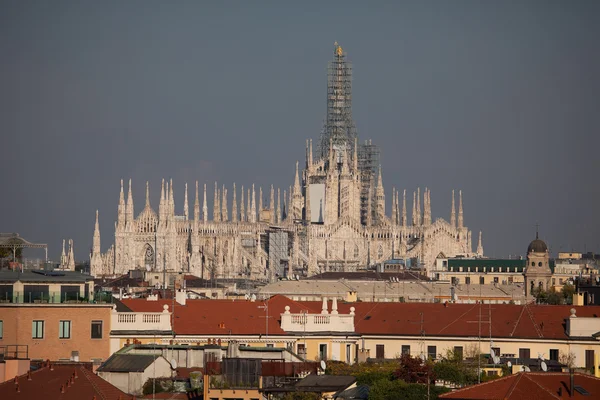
364,315,371,320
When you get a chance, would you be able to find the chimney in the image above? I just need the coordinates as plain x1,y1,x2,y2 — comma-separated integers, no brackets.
176,289,187,306
569,369,574,398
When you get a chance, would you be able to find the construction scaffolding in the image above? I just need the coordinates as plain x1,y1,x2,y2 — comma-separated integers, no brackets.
318,42,357,161
358,140,381,225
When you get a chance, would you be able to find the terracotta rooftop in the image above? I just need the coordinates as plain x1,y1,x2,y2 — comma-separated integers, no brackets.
439,372,600,399
119,296,600,340
0,362,131,399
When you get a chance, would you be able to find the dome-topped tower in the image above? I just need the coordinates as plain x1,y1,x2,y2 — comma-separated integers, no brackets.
523,230,552,297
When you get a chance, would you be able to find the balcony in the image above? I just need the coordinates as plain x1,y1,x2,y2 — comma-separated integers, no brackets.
111,306,172,332
280,298,355,333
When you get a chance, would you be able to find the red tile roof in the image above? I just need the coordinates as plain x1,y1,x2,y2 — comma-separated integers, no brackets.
440,372,600,399
119,296,600,340
0,363,132,400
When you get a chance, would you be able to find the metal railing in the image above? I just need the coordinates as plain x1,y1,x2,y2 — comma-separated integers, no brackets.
0,345,29,360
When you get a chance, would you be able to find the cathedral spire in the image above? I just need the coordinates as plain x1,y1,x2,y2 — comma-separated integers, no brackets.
222,184,228,222
213,182,220,222
194,181,200,221
232,183,238,222
202,183,208,222
184,183,189,221
118,179,125,229
92,209,101,257
412,191,416,226
402,189,407,227
240,185,245,222
450,189,456,227
247,188,251,222
145,181,150,208
458,190,464,228
341,148,350,175
251,184,256,223
61,239,67,267
276,188,281,224
270,185,275,224
416,187,421,226
353,137,358,172
159,179,165,221
293,161,301,194
309,139,313,167
169,179,174,218
375,166,385,224
392,188,397,225
423,188,431,226
477,231,484,256
126,179,134,228
283,189,287,221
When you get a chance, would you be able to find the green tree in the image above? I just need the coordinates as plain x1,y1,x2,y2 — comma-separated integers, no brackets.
561,284,575,305
369,378,449,400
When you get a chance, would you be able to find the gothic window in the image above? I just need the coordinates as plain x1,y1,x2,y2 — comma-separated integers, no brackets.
354,245,359,259
531,262,535,267
538,262,542,267
377,245,383,259
144,244,154,270
538,281,543,290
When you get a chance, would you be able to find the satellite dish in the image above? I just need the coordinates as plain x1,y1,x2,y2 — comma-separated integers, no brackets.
493,356,500,365
490,349,496,359
524,366,531,372
541,361,548,372
250,294,257,302
170,359,178,369
320,360,326,370
507,361,512,368
521,365,526,372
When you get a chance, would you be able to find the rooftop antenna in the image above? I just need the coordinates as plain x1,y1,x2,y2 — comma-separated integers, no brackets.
541,361,548,372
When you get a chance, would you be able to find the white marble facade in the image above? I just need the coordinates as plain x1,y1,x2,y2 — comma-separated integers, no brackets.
90,45,480,280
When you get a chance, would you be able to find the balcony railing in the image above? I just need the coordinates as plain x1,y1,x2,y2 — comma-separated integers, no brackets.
281,311,355,333
111,310,172,332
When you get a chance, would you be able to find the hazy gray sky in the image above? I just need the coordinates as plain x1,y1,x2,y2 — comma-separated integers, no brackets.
1,1,599,261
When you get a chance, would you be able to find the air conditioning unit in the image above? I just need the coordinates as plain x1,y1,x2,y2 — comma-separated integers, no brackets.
71,351,80,362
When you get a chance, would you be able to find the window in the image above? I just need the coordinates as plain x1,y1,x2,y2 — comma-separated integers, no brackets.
453,346,463,359
493,277,499,284
32,320,44,339
59,321,71,339
492,347,501,358
376,344,385,359
531,262,535,267
549,349,559,362
297,343,306,357
479,276,485,284
519,348,530,359
586,350,595,371
319,344,327,361
508,277,513,284
346,344,352,363
91,320,102,339
402,345,410,355
427,346,437,360
266,343,274,348
487,370,498,377
538,262,542,267
465,277,471,285
0,320,2,339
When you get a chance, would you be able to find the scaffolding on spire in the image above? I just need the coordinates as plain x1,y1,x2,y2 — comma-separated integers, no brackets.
318,42,358,161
